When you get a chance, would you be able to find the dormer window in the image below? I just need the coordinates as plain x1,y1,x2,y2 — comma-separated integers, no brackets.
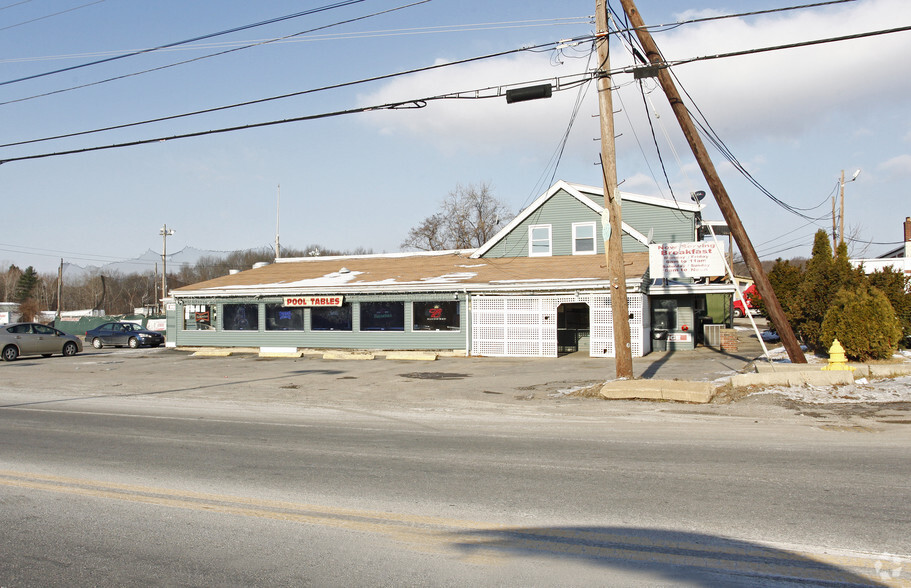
573,222,596,255
529,225,552,256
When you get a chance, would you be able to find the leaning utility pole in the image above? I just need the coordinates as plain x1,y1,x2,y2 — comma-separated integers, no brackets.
618,0,807,363
595,0,634,378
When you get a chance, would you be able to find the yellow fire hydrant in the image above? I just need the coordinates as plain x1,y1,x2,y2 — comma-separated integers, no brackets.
821,339,855,371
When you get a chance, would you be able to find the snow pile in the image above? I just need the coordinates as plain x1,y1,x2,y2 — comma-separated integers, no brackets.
750,375,911,404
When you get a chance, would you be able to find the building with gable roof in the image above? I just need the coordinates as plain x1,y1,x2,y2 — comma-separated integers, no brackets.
166,181,735,357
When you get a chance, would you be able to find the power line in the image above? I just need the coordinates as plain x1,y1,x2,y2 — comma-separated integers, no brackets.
1,35,596,149
0,0,434,108
1,17,592,65
0,0,368,87
0,71,594,165
666,24,911,69
0,0,104,33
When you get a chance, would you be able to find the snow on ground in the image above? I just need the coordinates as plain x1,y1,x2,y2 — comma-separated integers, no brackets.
749,375,911,404
748,345,911,404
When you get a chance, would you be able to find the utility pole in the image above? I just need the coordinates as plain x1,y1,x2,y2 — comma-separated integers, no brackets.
276,184,282,259
618,0,807,363
596,0,634,378
56,258,63,321
832,187,838,252
838,169,860,247
160,224,175,305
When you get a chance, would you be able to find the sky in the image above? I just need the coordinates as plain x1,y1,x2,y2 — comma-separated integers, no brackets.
1,0,909,276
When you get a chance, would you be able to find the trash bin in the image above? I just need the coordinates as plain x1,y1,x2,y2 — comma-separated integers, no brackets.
651,329,668,352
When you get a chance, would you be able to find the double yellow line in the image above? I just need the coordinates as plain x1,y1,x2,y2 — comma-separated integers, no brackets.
1,469,907,585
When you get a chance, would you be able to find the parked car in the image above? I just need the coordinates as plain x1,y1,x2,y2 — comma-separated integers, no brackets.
85,322,165,349
0,322,83,361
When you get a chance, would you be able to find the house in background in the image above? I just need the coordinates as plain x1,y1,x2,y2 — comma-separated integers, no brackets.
165,181,735,357
851,217,911,276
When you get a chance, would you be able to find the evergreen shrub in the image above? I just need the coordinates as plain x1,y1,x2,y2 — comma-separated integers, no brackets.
821,285,902,361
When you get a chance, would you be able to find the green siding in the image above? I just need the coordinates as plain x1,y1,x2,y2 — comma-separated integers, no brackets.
482,188,696,259
170,293,468,351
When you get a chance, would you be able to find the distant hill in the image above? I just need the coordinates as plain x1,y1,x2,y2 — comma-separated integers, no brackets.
62,246,223,279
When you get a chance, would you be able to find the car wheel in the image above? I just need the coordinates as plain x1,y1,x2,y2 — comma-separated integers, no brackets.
62,342,78,357
128,337,139,349
733,308,744,318
2,345,19,361
92,338,103,349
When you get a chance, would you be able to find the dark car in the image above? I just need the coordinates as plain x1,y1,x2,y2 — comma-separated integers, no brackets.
85,322,164,349
0,322,83,361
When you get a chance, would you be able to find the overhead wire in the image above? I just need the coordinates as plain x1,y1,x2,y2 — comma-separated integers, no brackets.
0,0,104,33
0,0,369,87
1,17,593,65
1,34,598,150
0,71,595,165
0,0,434,108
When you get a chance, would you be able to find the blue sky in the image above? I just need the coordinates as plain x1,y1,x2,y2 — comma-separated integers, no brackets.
1,0,909,275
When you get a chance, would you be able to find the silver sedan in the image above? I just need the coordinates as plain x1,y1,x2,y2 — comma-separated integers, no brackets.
0,322,83,361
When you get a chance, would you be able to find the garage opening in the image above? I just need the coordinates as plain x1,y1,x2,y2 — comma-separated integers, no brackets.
557,302,590,355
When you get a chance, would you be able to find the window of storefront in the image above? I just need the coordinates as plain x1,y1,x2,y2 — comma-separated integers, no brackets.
572,222,596,254
223,303,259,331
265,304,304,331
183,304,217,330
360,301,404,331
529,224,552,256
413,301,460,331
311,304,352,331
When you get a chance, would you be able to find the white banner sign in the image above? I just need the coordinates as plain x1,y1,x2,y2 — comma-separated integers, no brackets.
649,242,725,279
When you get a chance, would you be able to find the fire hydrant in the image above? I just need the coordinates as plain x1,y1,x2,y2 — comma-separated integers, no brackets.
821,339,855,371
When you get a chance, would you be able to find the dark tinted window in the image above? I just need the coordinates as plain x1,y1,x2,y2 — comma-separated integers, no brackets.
265,304,304,331
359,302,404,331
311,304,352,331
413,301,460,331
223,304,259,331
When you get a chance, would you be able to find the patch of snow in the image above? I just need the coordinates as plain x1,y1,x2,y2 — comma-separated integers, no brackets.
750,375,911,404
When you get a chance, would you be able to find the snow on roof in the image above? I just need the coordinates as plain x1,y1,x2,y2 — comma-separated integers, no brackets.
173,251,651,297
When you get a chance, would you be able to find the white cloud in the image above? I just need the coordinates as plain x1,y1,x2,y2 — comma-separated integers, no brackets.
877,154,911,178
357,0,911,158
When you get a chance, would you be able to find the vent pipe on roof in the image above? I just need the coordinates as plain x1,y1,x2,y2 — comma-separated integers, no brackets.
228,269,240,275
252,262,269,269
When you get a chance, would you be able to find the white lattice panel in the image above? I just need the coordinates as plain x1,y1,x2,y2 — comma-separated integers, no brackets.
588,294,646,358
471,294,645,358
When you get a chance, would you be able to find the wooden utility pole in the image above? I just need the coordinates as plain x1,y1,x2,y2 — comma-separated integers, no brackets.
56,258,63,321
618,0,807,363
595,0,634,378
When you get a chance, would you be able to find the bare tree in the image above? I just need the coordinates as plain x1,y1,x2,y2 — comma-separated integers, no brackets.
401,183,513,251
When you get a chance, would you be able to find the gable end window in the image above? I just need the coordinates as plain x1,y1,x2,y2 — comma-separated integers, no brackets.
573,222,596,255
529,225,552,257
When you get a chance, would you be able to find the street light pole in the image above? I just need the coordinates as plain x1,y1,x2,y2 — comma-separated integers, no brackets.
160,224,175,307
838,169,860,247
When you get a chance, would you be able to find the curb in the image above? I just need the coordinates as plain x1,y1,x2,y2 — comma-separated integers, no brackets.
600,380,716,404
731,370,854,388
384,351,438,361
322,351,375,361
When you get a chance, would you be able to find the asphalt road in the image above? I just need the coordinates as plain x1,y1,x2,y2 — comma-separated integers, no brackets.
1,348,909,586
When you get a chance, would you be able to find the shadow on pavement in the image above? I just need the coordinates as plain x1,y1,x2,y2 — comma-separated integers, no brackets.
452,526,893,586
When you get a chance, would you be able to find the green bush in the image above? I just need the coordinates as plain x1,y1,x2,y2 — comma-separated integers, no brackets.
821,285,902,361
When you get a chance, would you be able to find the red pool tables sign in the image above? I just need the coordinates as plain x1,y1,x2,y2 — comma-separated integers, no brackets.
283,296,343,307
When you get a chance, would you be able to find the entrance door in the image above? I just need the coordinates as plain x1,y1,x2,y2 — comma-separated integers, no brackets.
557,302,590,354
